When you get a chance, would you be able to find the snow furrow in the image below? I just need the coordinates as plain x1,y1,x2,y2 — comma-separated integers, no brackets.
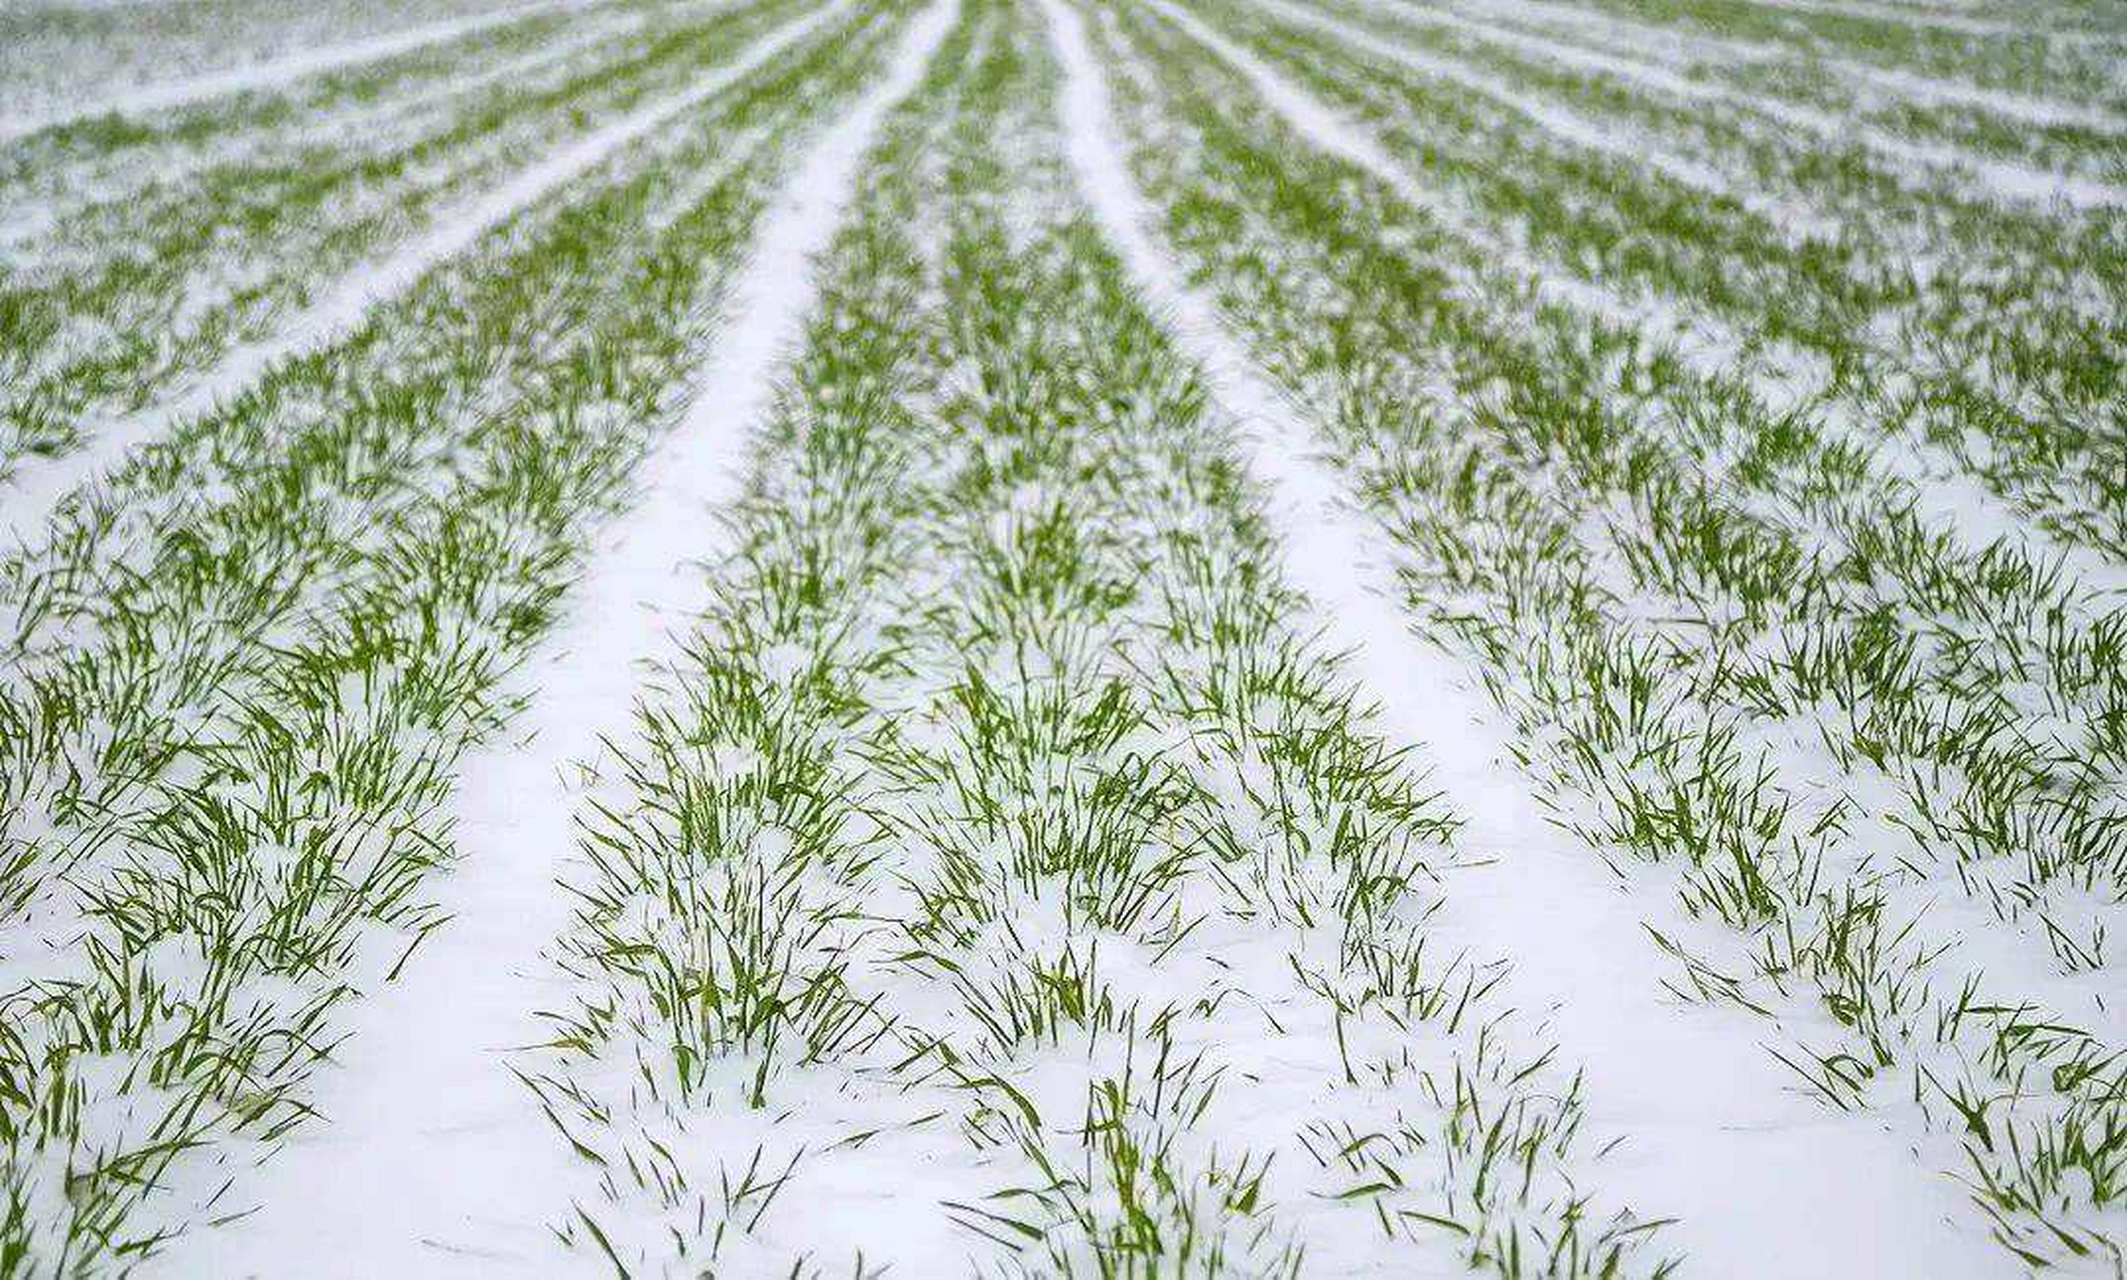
1040,2,2003,1276
0,0,856,553
148,3,956,1273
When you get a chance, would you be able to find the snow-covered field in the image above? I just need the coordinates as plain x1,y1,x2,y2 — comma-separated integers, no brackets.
0,0,2121,1273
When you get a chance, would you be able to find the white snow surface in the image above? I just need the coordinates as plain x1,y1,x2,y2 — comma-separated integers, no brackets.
144,3,959,1274
1041,1,2007,1277
0,0,856,552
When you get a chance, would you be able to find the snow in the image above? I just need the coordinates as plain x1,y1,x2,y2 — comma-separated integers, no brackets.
1722,0,2109,39
1349,0,2126,209
1409,0,2127,129
0,0,2113,1269
0,0,859,552
1254,0,1758,215
141,3,960,1274
0,0,596,144
1143,0,2120,602
1039,1,2006,1275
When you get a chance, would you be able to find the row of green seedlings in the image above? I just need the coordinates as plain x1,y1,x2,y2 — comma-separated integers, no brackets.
3,39,813,551
0,0,828,485
0,0,761,283
0,0,555,122
1173,0,2127,929
0,6,909,1269
1128,0,2126,980
524,3,1671,1276
1140,0,2127,1139
1416,0,2127,138
1476,0,2127,94
1089,1,2123,1268
1219,0,2127,560
1369,0,2127,179
1268,0,2126,315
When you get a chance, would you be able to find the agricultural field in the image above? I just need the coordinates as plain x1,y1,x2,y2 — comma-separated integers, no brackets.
0,0,2120,1272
